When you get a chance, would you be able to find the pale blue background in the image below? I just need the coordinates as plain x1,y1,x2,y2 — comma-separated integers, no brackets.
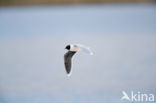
0,3,156,103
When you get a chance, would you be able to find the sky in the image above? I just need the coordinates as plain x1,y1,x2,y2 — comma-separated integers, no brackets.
0,4,156,103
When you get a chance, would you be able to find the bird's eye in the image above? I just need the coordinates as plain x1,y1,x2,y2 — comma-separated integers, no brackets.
74,45,77,47
66,45,70,50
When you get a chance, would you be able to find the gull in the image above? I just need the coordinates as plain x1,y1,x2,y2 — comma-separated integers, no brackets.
64,44,93,76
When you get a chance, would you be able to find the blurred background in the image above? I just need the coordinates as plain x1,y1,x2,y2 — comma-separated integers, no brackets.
0,0,155,6
0,0,156,103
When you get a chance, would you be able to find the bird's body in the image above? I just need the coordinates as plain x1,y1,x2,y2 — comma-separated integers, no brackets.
64,51,76,75
64,44,93,76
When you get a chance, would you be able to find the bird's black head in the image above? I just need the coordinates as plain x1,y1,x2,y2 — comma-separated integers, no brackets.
65,45,70,50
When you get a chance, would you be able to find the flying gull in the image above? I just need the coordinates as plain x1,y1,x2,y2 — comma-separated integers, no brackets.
64,44,93,76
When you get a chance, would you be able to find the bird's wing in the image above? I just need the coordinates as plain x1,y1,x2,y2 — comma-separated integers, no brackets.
76,44,93,55
64,51,76,75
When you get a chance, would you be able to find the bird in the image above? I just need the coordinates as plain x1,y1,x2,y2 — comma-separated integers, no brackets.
64,44,93,76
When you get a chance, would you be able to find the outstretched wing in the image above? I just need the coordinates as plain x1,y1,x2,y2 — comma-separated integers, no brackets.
64,51,76,75
76,44,93,55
